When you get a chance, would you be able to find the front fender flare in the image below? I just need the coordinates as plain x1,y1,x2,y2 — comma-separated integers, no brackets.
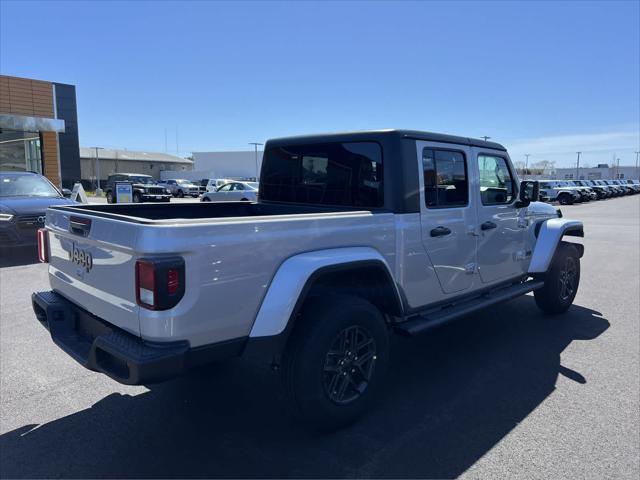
528,218,584,273
248,247,399,338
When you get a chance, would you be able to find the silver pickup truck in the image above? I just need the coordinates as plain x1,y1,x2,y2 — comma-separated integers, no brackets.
32,130,584,429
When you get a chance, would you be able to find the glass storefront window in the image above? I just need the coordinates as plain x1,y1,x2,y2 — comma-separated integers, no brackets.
0,130,43,174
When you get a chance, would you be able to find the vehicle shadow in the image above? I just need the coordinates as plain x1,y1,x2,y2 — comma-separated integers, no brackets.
0,246,39,268
0,299,609,478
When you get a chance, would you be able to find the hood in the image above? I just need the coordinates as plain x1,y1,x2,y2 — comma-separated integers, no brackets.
0,196,75,216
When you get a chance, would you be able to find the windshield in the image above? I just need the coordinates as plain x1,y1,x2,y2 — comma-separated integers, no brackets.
176,179,191,185
0,173,61,198
129,176,155,185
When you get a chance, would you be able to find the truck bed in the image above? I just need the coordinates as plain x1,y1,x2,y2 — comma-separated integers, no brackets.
51,201,360,224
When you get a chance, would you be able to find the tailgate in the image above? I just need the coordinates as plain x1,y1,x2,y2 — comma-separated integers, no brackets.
45,207,141,337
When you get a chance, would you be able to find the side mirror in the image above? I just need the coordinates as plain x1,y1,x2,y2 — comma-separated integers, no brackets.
516,180,539,208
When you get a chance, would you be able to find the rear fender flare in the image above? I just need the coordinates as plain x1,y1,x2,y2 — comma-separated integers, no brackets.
248,247,401,338
528,218,584,273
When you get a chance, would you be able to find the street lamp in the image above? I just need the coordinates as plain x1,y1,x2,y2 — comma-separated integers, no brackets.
481,136,491,142
248,142,263,181
92,147,105,195
635,151,639,178
524,154,530,179
576,152,581,180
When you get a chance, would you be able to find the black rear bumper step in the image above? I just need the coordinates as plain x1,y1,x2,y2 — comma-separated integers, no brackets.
32,290,246,385
394,280,545,336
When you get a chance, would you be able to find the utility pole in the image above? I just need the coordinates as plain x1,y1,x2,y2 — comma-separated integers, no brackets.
93,147,104,195
249,142,263,180
575,152,581,180
524,154,530,179
481,136,491,142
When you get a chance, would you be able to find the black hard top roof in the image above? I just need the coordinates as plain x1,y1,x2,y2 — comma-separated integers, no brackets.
266,129,507,151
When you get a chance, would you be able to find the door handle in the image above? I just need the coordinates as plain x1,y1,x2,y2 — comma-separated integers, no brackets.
430,226,452,237
481,221,497,231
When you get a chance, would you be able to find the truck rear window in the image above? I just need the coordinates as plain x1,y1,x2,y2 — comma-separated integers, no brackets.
260,142,383,208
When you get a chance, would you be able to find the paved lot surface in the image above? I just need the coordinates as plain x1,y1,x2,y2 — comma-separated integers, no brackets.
1,196,638,478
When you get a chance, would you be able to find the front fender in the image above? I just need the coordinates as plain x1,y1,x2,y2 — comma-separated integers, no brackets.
528,218,584,273
249,247,398,338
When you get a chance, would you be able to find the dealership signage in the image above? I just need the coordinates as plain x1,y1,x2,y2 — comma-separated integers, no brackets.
115,182,133,203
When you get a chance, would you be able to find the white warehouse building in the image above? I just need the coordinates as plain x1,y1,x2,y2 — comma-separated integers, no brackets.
161,150,264,182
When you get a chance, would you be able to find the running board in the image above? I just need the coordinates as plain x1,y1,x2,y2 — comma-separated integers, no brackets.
394,280,545,336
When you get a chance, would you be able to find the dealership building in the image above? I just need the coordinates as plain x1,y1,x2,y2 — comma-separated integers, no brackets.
0,75,80,188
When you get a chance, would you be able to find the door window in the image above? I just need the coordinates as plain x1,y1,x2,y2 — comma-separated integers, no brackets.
422,149,468,208
477,155,516,205
217,184,232,192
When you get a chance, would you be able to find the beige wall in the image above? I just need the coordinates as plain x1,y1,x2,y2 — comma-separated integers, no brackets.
0,75,60,185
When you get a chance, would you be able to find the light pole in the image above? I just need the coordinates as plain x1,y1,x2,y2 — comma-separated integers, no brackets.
92,147,104,195
481,136,491,142
524,154,530,179
248,142,263,181
635,151,639,178
575,152,581,180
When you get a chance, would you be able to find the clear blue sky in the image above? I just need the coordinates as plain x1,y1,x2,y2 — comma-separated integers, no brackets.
1,0,639,167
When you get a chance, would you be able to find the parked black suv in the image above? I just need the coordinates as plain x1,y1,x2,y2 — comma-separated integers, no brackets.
105,174,172,203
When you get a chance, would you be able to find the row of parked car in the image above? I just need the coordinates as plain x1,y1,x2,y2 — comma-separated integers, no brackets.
103,174,258,203
538,179,640,205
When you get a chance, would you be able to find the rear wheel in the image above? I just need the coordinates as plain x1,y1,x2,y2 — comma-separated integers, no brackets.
534,243,580,314
201,197,210,202
106,191,114,203
282,295,389,431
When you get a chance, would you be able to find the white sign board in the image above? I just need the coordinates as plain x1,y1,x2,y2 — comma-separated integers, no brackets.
115,182,133,203
70,182,89,204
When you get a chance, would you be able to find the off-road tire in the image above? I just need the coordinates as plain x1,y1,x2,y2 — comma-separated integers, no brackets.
177,190,184,198
282,294,389,431
534,242,580,314
106,191,114,203
558,193,573,205
133,192,141,203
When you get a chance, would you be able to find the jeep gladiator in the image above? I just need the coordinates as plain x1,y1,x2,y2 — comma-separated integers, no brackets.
33,130,584,429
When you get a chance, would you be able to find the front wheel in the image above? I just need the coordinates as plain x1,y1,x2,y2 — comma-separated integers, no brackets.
558,193,573,205
133,192,141,203
534,243,580,314
176,190,184,198
282,295,389,431
106,191,114,203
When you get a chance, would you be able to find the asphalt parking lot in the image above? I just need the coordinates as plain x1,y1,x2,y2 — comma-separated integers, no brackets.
0,196,638,479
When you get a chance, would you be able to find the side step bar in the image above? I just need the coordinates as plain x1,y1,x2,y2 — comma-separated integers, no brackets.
394,279,545,336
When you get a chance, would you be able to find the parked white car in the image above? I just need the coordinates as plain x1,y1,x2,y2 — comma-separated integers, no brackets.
201,181,258,202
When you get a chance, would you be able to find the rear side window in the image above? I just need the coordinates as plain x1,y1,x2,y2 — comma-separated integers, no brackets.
260,142,383,207
477,155,516,205
422,149,468,208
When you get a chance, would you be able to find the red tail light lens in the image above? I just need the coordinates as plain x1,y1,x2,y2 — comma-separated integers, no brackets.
135,258,185,310
167,269,179,295
37,228,49,263
136,260,156,309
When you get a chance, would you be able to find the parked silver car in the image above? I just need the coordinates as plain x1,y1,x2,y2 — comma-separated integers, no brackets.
157,179,200,198
200,181,258,202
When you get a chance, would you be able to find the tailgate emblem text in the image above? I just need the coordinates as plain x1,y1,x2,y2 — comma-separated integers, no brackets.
69,242,93,272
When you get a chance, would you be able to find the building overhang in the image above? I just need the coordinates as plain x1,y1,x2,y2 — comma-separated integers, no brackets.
0,114,65,133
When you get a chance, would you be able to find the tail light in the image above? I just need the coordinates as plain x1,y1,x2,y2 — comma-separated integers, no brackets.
37,228,49,263
135,257,185,310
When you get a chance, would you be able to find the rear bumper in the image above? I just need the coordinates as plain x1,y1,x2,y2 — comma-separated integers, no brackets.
140,194,171,202
32,290,246,385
